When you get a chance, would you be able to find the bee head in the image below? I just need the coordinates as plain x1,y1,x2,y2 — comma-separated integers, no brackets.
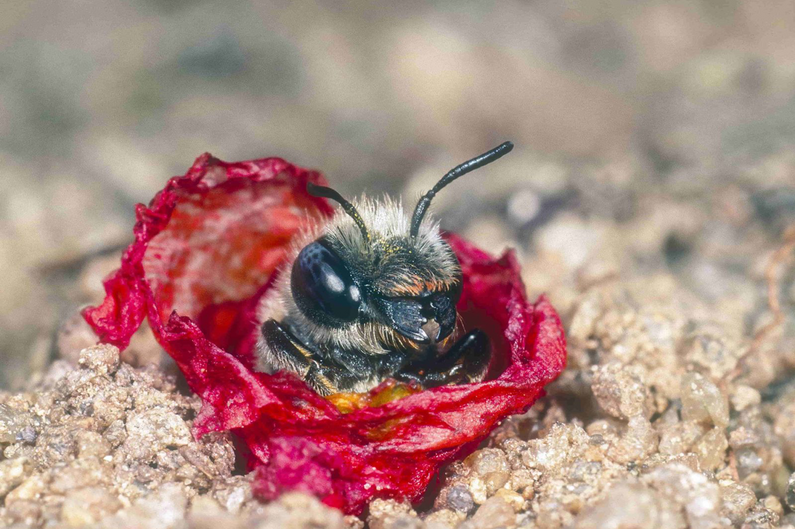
289,142,513,352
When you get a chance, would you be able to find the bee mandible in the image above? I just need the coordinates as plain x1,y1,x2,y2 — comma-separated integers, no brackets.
256,142,514,396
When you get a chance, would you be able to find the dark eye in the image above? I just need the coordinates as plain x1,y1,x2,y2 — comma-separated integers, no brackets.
291,241,361,324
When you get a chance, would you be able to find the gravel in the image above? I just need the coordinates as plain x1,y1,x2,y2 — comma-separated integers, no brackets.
2,2,795,525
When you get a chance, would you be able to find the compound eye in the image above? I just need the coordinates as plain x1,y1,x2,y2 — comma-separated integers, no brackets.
291,241,361,323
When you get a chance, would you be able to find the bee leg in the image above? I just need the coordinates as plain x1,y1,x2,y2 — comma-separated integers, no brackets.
261,319,341,396
396,329,490,387
429,329,491,385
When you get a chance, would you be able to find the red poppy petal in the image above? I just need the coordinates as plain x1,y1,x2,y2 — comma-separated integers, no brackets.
83,153,567,515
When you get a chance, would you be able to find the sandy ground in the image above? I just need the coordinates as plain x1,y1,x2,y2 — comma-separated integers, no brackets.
2,0,795,527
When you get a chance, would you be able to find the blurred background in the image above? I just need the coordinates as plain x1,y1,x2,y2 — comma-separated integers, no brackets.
1,0,795,388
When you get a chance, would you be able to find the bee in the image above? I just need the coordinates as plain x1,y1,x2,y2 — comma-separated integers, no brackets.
256,142,514,396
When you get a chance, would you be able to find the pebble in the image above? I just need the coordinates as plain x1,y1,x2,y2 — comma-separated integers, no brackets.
425,509,465,529
607,415,658,463
466,449,510,476
96,483,188,529
493,489,524,512
469,496,516,529
6,473,48,503
692,427,728,471
77,344,121,375
446,485,476,513
0,457,31,497
0,403,27,444
591,363,652,419
367,499,420,529
657,420,705,456
720,482,757,525
643,464,722,529
680,373,729,428
61,487,122,526
736,448,764,478
573,482,684,529
731,385,762,412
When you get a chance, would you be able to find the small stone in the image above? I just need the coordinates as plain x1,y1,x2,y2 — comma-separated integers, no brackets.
588,433,605,446
592,363,653,419
34,425,82,466
122,408,193,462
720,482,756,525
499,437,525,458
96,482,188,528
735,448,764,479
607,415,659,463
763,495,783,517
731,385,761,412
187,495,224,519
643,463,721,529
470,496,516,529
77,345,121,375
484,471,509,494
5,473,47,503
681,328,744,381
586,419,619,438
212,476,253,514
521,486,535,501
17,426,37,444
522,423,590,471
368,498,420,529
657,420,705,456
573,482,684,529
507,468,534,493
49,456,109,494
569,460,602,482
424,509,465,529
692,427,728,471
77,431,112,459
345,515,366,529
493,489,525,512
469,477,489,505
446,485,475,513
680,373,729,428
744,501,781,528
5,498,42,525
61,487,122,526
246,492,348,529
0,403,28,444
104,419,127,448
728,426,760,450
0,458,32,498
466,449,510,477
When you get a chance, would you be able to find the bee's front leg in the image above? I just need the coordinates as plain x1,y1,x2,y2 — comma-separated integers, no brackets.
261,319,347,396
396,329,490,387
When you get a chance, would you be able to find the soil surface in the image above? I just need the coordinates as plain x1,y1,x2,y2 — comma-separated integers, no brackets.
2,1,795,527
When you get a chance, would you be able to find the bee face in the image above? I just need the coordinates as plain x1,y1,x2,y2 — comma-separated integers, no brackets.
256,142,512,395
290,226,463,348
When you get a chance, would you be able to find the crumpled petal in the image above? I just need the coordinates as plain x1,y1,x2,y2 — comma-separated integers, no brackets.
83,153,567,515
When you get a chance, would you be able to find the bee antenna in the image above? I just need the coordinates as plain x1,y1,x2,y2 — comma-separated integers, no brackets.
307,182,370,242
410,141,514,238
